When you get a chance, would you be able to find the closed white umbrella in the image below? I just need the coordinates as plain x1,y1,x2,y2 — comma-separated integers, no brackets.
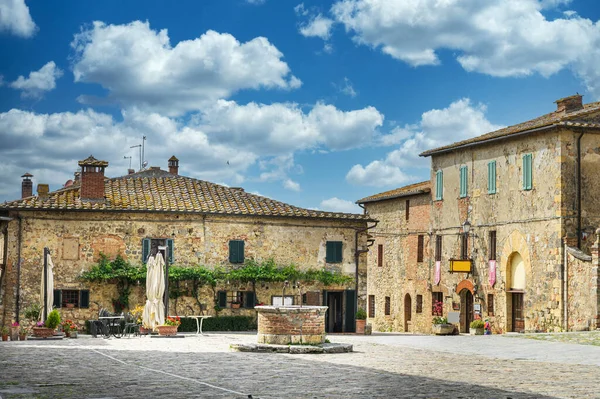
142,253,165,330
40,252,54,321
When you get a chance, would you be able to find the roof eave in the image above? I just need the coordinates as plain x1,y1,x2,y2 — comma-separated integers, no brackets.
357,188,431,204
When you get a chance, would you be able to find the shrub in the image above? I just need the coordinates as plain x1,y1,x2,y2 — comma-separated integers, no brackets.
23,303,41,322
432,316,448,325
355,309,367,320
470,319,485,329
45,309,61,329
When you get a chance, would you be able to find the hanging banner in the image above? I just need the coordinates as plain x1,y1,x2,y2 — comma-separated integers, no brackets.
489,259,496,287
434,261,441,285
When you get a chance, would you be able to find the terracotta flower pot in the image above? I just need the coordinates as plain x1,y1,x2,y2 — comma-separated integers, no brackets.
156,325,178,336
139,326,151,335
356,319,366,334
32,327,55,338
231,303,241,309
1,334,8,341
19,334,27,341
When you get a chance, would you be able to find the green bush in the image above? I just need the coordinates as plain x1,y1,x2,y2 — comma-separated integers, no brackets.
178,316,257,332
45,309,61,329
355,309,367,320
470,319,485,329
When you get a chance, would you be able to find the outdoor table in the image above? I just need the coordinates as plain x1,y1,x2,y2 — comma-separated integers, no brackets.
99,315,125,338
170,315,212,335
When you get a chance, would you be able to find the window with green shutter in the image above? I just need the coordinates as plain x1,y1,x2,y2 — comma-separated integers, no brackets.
217,291,227,308
522,153,532,190
435,170,443,200
142,238,150,264
229,240,245,263
459,165,468,198
488,161,496,194
326,241,343,263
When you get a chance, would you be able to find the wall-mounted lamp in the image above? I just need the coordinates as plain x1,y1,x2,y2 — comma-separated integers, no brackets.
462,219,471,235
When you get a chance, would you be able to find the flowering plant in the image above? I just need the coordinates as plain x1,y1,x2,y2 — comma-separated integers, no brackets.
62,319,78,332
11,321,19,327
164,316,181,327
19,326,29,335
131,305,145,324
35,321,45,327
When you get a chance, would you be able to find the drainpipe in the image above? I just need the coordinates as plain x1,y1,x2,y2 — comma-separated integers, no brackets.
576,132,584,249
563,238,568,332
15,216,23,323
355,203,377,316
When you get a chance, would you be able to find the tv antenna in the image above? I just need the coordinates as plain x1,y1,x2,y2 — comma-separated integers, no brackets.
124,156,132,169
130,144,142,170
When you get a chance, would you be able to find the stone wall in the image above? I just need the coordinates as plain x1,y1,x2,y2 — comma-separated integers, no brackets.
256,305,327,344
0,210,367,329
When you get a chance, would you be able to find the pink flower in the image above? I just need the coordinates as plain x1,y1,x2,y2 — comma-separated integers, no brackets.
11,322,19,327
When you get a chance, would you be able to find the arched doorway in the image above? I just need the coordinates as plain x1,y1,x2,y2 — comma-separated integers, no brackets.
404,294,412,332
508,252,526,332
459,289,473,333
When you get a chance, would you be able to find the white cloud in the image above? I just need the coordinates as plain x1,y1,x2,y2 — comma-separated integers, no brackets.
283,179,301,192
71,21,301,115
246,0,266,4
330,0,600,98
320,197,362,213
0,0,36,37
299,14,334,40
347,98,503,187
9,61,63,98
336,77,357,98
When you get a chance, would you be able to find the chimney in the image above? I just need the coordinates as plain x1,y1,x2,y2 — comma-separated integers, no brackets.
168,155,179,175
78,155,108,201
37,184,49,198
128,169,135,175
21,173,33,198
74,171,81,183
555,94,583,114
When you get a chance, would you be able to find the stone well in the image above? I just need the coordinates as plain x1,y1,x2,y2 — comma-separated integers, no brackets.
255,305,328,345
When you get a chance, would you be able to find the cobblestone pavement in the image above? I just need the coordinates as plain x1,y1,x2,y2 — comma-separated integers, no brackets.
509,331,600,347
0,332,599,398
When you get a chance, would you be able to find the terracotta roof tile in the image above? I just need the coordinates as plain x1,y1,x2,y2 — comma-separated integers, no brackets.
357,181,431,204
1,171,369,221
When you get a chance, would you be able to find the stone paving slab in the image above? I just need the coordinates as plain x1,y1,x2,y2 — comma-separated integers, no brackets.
0,332,598,398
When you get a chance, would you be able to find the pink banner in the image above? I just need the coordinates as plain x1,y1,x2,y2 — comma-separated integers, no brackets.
489,260,496,287
434,261,441,285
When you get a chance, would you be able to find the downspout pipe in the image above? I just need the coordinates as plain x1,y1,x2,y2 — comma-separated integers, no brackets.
355,203,378,320
576,132,584,249
15,216,23,323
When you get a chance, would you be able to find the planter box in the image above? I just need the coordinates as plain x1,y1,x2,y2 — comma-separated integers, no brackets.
470,327,484,335
432,324,454,335
356,319,366,334
156,325,178,336
32,327,55,338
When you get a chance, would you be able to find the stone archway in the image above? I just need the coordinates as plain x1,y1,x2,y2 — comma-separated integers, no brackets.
500,230,532,333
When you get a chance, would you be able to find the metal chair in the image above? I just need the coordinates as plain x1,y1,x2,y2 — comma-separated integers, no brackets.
89,308,110,337
123,312,140,337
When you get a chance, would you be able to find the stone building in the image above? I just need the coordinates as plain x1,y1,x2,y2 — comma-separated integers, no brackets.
0,156,371,333
357,182,432,333
362,94,600,334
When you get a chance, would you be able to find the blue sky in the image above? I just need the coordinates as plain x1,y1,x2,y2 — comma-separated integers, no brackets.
1,0,600,212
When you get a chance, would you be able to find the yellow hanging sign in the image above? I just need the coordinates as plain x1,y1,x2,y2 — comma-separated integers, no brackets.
449,259,472,273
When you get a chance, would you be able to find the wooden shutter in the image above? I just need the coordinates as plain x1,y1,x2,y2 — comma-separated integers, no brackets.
166,238,174,263
405,199,410,220
435,170,443,200
489,231,497,261
523,154,532,190
244,291,255,309
217,291,227,308
417,235,424,263
345,290,356,333
460,165,468,198
416,295,423,313
142,238,150,264
335,242,342,263
435,235,442,262
368,295,375,318
488,161,496,194
79,290,90,308
53,289,62,308
384,296,390,315
377,244,383,267
326,241,342,263
229,240,244,263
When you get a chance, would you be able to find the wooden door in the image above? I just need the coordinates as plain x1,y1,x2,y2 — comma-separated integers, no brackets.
404,294,412,332
512,293,524,332
465,291,473,332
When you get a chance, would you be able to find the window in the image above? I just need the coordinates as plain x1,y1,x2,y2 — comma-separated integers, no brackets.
489,231,497,261
326,241,343,263
405,199,410,220
53,289,90,309
377,244,383,267
217,290,255,308
417,235,424,263
435,170,443,200
384,296,391,315
142,238,174,264
459,165,468,198
432,292,443,316
229,240,245,263
435,235,442,262
460,234,468,259
487,294,494,316
488,161,496,194
368,295,375,318
522,153,532,190
416,295,423,313
272,296,294,306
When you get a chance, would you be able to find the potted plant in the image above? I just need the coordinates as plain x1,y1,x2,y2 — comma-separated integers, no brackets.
156,316,181,336
470,319,485,335
355,308,367,334
33,309,61,338
10,322,19,341
431,300,453,335
1,326,9,341
131,305,149,335
62,319,78,338
19,326,29,341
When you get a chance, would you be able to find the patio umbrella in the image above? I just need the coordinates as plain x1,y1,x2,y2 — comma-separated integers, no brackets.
142,253,165,330
40,250,54,321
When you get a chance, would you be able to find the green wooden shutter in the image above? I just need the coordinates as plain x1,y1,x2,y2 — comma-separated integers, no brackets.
326,241,334,263
142,238,150,264
488,161,496,194
523,154,532,190
239,240,245,263
322,290,329,332
345,290,356,333
166,238,174,263
79,290,90,308
229,241,238,263
245,291,255,309
435,170,443,200
460,166,468,198
218,291,227,308
335,242,342,263
53,289,62,308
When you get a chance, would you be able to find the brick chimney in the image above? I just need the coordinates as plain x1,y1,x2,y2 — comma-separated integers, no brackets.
128,169,135,175
555,94,583,114
37,184,49,198
78,155,108,201
168,155,179,175
21,173,33,198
